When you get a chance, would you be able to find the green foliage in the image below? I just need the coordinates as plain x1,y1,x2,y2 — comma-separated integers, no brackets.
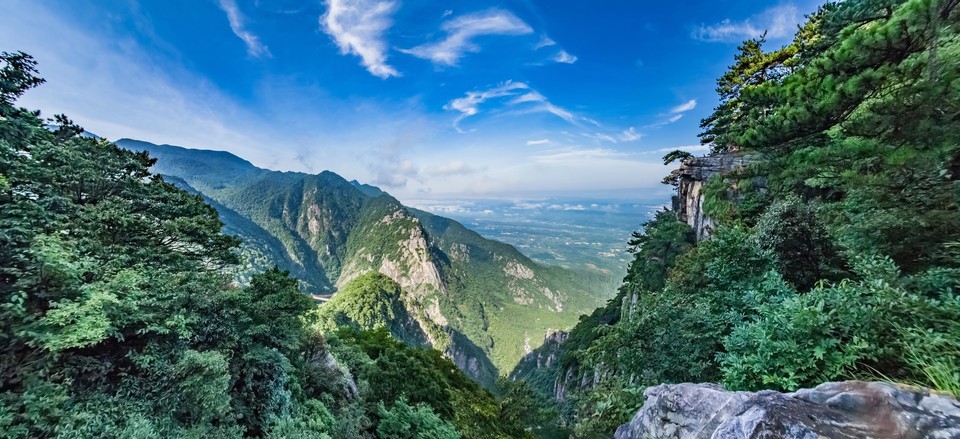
1,53,552,439
570,381,644,438
495,378,560,438
312,272,430,346
376,397,460,439
661,149,693,165
520,1,960,436
266,399,335,439
325,327,547,438
624,209,695,292
0,51,45,105
753,195,842,290
720,256,960,392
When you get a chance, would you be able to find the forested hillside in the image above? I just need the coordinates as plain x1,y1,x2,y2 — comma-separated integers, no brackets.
4,0,959,437
514,0,960,436
0,52,559,438
111,138,614,386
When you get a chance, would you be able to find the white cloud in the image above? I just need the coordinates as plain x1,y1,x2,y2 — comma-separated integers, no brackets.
510,91,546,104
431,160,478,176
619,127,642,142
511,202,545,210
372,159,419,187
527,139,551,146
401,9,533,66
534,147,626,163
1,1,284,164
444,81,529,127
441,9,453,18
668,114,683,123
582,132,618,143
538,103,576,124
547,203,586,211
533,35,556,49
553,50,578,64
217,0,270,57
445,81,579,128
321,0,399,78
695,5,800,42
670,99,697,113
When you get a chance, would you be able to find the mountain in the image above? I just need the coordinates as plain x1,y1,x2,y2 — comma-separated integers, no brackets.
116,138,613,384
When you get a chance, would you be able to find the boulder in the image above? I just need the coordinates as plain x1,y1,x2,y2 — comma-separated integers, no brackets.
615,381,960,439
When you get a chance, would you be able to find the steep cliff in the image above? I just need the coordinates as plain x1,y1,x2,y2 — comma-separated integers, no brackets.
672,152,755,240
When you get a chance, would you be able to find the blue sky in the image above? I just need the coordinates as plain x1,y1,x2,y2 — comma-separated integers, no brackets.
0,0,823,201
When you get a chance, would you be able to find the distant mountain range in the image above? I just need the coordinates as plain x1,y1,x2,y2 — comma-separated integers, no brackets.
116,139,614,384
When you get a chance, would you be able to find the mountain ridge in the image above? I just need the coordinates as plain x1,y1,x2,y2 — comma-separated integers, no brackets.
116,138,613,384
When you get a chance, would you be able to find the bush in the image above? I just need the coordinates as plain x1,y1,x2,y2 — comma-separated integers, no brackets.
753,196,841,291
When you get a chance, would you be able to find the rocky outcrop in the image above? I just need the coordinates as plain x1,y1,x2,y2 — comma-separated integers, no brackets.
673,152,755,240
312,349,359,401
615,381,960,439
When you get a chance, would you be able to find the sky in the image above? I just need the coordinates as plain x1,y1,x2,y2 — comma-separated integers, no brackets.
0,0,824,202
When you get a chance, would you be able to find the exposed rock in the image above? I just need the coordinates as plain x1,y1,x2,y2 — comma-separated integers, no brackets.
615,381,960,439
425,297,448,327
313,349,359,401
543,287,563,312
379,222,445,296
379,209,405,224
556,366,575,401
673,152,755,241
539,330,567,369
504,260,536,279
449,243,470,262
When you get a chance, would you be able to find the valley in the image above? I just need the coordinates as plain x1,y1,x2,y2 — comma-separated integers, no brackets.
409,197,668,275
116,139,617,385
4,1,960,437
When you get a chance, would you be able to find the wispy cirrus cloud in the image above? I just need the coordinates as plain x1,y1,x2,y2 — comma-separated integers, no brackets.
217,0,270,57
533,35,556,49
402,9,533,66
582,132,618,143
635,99,697,128
670,99,697,114
534,147,627,164
694,4,800,42
321,0,399,78
553,50,578,64
445,81,579,129
527,139,552,146
444,80,529,128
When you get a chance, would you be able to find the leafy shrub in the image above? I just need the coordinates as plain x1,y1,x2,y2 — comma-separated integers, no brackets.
753,195,841,290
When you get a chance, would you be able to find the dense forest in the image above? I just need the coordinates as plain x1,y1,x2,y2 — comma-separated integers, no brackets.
0,52,557,438
513,0,960,436
2,0,959,437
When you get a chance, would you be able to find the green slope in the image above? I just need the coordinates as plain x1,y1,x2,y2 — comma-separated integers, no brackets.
116,138,613,380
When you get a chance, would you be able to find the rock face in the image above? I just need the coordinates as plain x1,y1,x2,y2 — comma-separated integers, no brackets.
673,153,755,240
615,381,960,439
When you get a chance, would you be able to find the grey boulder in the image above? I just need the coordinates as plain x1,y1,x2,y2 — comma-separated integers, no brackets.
615,381,960,439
